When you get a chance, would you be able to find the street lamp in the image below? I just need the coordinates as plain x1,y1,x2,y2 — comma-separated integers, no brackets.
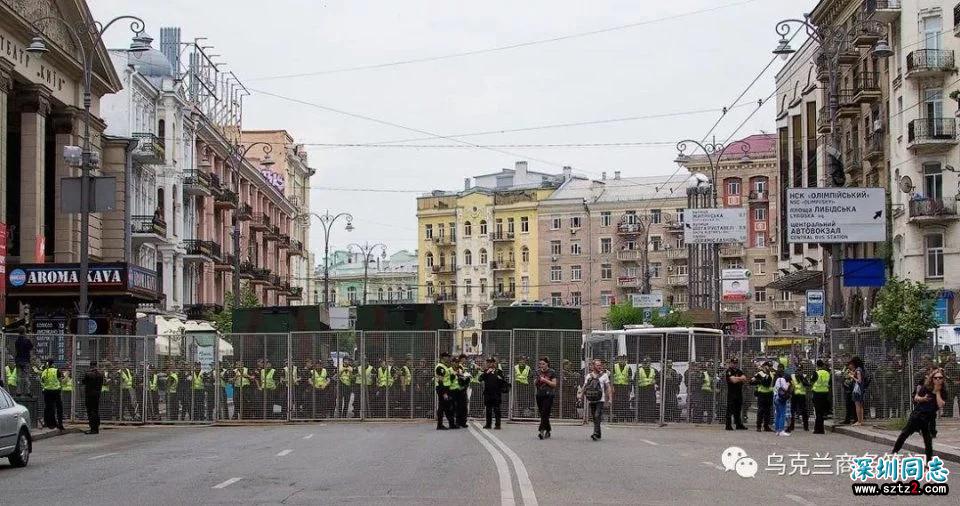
294,211,354,307
675,138,752,331
772,14,892,329
26,15,150,335
347,242,388,305
229,142,274,302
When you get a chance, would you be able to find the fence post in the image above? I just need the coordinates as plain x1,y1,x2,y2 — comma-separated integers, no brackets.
508,329,515,421
286,332,293,422
141,336,147,425
359,331,366,421
213,333,220,423
659,333,668,426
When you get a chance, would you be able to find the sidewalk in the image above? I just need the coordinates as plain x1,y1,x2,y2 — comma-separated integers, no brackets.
831,418,960,464
32,425,83,441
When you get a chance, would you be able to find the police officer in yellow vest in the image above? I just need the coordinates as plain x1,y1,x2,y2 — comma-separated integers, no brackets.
60,364,73,417
811,359,832,434
309,360,330,418
375,358,394,417
636,357,659,423
610,355,633,422
188,364,207,421
452,354,470,427
100,360,115,421
40,359,65,431
260,360,279,419
147,368,161,420
750,361,774,432
118,363,138,421
689,361,715,424
397,355,413,416
283,359,304,418
166,364,180,421
338,358,356,418
435,352,457,429
513,356,533,418
787,362,811,432
234,361,253,420
4,360,19,392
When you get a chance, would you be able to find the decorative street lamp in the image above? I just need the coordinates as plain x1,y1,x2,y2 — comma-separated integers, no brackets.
230,143,275,302
348,242,388,305
295,211,354,308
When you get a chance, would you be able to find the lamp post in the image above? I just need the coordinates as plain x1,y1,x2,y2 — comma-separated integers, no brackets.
675,139,752,331
229,143,275,303
26,16,152,335
295,211,354,307
771,15,892,330
348,242,387,305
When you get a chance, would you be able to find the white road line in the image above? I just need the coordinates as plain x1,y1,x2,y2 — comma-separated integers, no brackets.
467,425,516,506
700,461,725,471
213,477,243,489
88,453,118,460
303,434,314,440
473,422,539,506
640,439,659,446
785,494,817,506
277,449,293,457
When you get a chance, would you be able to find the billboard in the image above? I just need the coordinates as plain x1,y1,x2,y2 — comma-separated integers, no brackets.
683,208,747,244
721,269,750,302
786,188,886,243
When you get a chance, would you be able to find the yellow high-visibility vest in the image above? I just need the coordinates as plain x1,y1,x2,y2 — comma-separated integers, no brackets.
41,367,61,391
514,365,530,385
701,371,713,392
637,367,655,388
791,374,806,396
612,363,631,385
812,370,830,393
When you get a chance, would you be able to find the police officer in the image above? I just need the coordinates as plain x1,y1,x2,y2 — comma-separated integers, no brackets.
100,360,115,421
4,359,19,395
662,359,681,422
689,361,715,424
360,358,374,418
309,360,330,418
724,357,748,430
513,356,533,418
188,363,207,421
787,362,811,432
234,360,254,420
435,352,457,429
610,355,633,422
636,357,658,423
375,358,393,418
337,358,355,418
146,366,161,420
282,359,302,418
449,355,468,427
750,361,774,432
118,362,138,421
480,357,505,429
41,359,65,431
60,363,74,417
811,359,832,434
260,360,279,419
82,361,104,434
397,356,413,417
166,363,180,421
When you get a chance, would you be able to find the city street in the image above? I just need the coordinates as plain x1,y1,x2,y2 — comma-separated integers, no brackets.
0,422,954,505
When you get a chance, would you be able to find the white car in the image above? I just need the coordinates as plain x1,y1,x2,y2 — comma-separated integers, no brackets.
0,385,31,467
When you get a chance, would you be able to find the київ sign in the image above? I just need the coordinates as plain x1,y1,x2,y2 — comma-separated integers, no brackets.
786,188,886,243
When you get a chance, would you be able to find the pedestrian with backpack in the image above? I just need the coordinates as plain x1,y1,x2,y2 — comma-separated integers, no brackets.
580,358,611,441
773,365,792,436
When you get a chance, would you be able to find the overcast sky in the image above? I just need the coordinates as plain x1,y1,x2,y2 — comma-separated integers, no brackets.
90,0,806,258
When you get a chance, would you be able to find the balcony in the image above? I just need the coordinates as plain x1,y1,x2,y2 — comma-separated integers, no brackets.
845,147,862,174
184,239,220,262
215,253,235,271
250,268,272,285
209,173,223,196
815,52,829,83
617,223,643,235
671,302,689,311
665,247,686,259
491,231,515,242
431,263,457,275
772,300,801,313
288,286,304,300
265,225,281,241
908,198,960,224
131,132,165,164
278,234,291,249
721,302,746,313
250,213,271,232
748,191,768,202
131,215,167,243
237,203,253,221
906,49,955,79
837,47,861,65
617,276,641,289
184,303,222,320
617,249,643,262
817,106,832,134
719,244,744,257
215,189,238,210
865,0,900,23
434,293,457,304
665,220,684,232
239,261,256,279
267,273,282,288
287,239,305,257
853,19,884,47
668,274,688,286
907,118,958,153
183,170,212,196
434,234,457,247
837,89,860,118
490,261,516,271
852,72,881,103
492,291,516,302
865,131,885,162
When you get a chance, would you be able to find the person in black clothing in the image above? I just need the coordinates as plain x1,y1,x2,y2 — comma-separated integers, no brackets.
534,357,558,440
750,361,774,432
13,330,33,396
82,362,105,435
724,357,748,430
435,352,457,430
454,354,470,428
480,357,505,429
892,368,948,462
787,362,811,433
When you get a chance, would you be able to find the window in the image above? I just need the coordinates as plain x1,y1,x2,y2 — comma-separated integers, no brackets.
726,259,743,269
600,291,614,307
518,277,525,293
755,234,766,248
676,208,685,223
378,288,384,300
924,162,943,199
550,266,562,282
570,216,582,229
600,238,612,254
520,216,529,233
650,263,662,278
624,211,637,225
551,217,562,230
754,179,767,194
677,264,688,275
571,292,582,307
495,219,504,235
387,287,394,301
926,233,944,278
464,250,472,266
464,221,472,237
551,293,563,306
601,263,612,280
425,224,433,239
651,236,662,251
727,180,741,195
348,286,358,303
675,236,684,249
651,209,662,224
465,279,472,295
571,265,582,281
463,305,472,318
438,223,445,238
479,248,488,264
755,289,767,303
570,241,582,256
753,259,766,275
425,252,434,267
507,218,515,234
479,220,488,235
600,211,612,227
781,318,790,331
753,315,767,332
779,290,792,301
922,15,943,51
754,207,766,221
480,278,487,294
521,246,529,263
550,240,562,256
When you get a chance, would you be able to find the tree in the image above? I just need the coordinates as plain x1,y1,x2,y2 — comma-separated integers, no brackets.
209,285,260,334
606,303,694,330
870,276,938,356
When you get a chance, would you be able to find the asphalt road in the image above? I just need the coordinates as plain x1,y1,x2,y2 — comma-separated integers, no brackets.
0,422,955,505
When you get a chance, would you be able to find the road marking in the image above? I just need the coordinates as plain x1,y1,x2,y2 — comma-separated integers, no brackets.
467,424,516,506
640,439,659,446
785,494,817,506
88,453,118,460
700,461,725,471
213,477,243,489
277,449,293,457
303,434,314,440
473,422,539,506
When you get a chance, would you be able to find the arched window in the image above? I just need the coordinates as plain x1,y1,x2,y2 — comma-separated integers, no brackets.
521,246,529,263
479,220,488,235
479,248,488,265
378,287,384,300
347,286,357,304
464,249,472,266
464,221,472,237
387,287,394,301
425,252,434,267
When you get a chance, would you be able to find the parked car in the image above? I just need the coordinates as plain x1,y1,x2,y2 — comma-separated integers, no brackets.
0,385,31,467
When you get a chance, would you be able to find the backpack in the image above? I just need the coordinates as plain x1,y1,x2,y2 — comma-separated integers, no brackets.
583,375,603,402
778,380,793,401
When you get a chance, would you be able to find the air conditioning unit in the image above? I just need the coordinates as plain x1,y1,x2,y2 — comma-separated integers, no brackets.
551,255,559,262
570,228,578,235
667,265,674,273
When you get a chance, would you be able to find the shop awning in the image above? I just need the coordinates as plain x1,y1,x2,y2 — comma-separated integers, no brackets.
767,270,823,293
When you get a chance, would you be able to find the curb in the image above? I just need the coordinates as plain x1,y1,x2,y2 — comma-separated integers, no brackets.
32,427,83,441
830,424,960,464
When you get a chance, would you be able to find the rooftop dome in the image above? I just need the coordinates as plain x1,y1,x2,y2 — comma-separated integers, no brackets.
130,44,173,79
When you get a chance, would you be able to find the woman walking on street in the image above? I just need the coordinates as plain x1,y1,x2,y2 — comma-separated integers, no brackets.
849,357,866,426
892,368,947,462
773,366,791,436
534,357,557,440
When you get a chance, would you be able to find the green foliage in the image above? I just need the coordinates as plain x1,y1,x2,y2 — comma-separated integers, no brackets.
606,303,694,330
209,284,260,334
870,276,938,355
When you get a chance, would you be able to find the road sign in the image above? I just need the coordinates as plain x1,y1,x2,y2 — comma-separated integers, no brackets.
683,208,747,244
733,317,748,337
786,187,886,243
631,292,663,308
806,289,824,317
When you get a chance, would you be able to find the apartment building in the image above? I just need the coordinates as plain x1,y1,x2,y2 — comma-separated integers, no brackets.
324,249,418,306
